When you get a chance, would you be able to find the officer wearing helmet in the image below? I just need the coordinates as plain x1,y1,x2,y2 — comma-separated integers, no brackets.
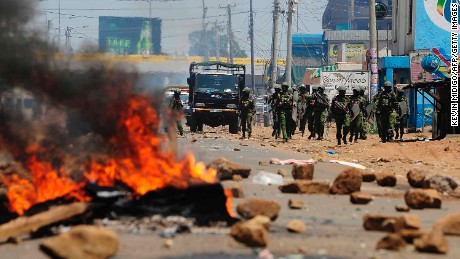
329,85,350,145
377,81,398,142
394,88,409,140
348,86,365,144
359,85,369,140
170,89,184,136
279,82,294,142
298,84,309,137
306,85,318,139
269,84,282,137
239,87,256,139
313,85,330,140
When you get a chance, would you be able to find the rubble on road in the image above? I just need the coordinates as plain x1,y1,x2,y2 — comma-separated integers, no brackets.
395,205,410,212
375,233,407,251
326,160,367,170
423,175,458,194
433,212,460,236
375,172,397,187
252,171,284,186
207,157,251,180
399,229,429,244
286,219,306,233
414,228,448,254
291,164,314,180
362,171,376,182
330,168,362,195
362,213,420,232
236,199,281,221
407,169,427,188
230,215,270,247
269,158,316,165
288,199,305,209
232,175,243,182
40,225,119,259
350,192,373,204
230,186,245,198
277,169,288,177
405,189,442,209
279,180,330,194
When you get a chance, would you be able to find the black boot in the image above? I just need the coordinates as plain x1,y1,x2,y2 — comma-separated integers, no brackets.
317,134,323,140
272,129,276,137
308,133,315,140
400,133,404,140
337,138,341,146
395,132,399,140
349,135,353,143
241,132,246,139
342,136,348,145
354,136,359,143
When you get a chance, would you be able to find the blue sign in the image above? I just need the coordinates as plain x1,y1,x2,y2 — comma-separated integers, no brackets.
414,0,451,51
421,55,441,73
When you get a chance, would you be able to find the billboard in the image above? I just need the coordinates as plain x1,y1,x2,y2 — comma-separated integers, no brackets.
99,16,161,55
320,71,370,101
409,50,433,83
329,43,365,58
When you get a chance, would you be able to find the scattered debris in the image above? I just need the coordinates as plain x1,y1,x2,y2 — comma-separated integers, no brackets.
287,219,306,233
350,192,373,204
258,161,269,166
230,186,245,198
375,233,407,251
395,205,410,212
326,160,367,170
232,175,243,182
444,146,450,151
40,225,119,259
291,164,314,180
277,169,288,177
288,199,305,209
325,150,337,155
363,214,420,232
434,212,460,236
376,157,391,163
400,229,429,244
362,171,376,182
279,180,330,194
252,171,284,186
407,169,427,188
269,158,315,165
400,214,421,230
207,157,251,180
191,138,198,143
405,189,442,209
423,175,458,194
414,229,448,254
164,239,174,249
236,199,281,221
234,148,241,151
230,216,270,247
375,172,397,187
330,168,362,195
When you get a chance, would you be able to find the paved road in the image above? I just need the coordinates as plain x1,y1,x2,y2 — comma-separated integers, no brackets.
0,134,459,258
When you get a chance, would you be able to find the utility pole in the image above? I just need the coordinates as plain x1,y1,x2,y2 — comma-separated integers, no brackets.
202,0,209,61
369,0,378,99
250,0,255,92
65,26,71,55
215,21,220,61
286,0,298,87
270,0,280,89
58,0,61,46
224,2,235,63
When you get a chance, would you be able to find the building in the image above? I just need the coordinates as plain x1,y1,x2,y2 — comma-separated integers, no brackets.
292,34,325,67
322,0,392,30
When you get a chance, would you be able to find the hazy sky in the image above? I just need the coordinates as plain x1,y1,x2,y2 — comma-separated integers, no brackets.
35,0,328,58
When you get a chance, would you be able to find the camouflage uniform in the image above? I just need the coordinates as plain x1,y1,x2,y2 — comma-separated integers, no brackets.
239,88,256,139
394,89,409,140
288,87,297,138
306,86,317,139
329,86,350,145
377,82,398,143
170,91,184,136
313,86,329,140
269,85,282,137
359,86,369,140
279,83,293,142
297,85,309,137
349,88,366,143
372,88,383,138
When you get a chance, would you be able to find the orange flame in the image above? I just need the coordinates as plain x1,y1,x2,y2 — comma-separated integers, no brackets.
4,96,217,215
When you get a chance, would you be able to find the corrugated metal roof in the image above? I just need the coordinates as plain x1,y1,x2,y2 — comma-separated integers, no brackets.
324,30,392,41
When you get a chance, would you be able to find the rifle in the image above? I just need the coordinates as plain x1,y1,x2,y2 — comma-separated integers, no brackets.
315,92,329,105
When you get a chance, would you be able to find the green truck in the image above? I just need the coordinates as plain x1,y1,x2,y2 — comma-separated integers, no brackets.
187,61,246,134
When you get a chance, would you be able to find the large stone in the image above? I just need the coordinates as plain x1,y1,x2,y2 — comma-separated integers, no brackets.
423,175,459,193
375,233,407,251
40,225,119,259
277,168,288,177
405,189,442,209
400,229,429,244
362,171,376,182
376,172,397,187
350,192,373,204
434,212,460,236
363,214,403,232
414,229,448,254
236,199,281,221
230,216,270,247
288,199,305,209
287,219,306,233
395,205,410,212
400,214,421,230
279,180,330,194
207,157,251,180
230,186,245,198
330,168,362,195
407,169,427,188
291,164,314,180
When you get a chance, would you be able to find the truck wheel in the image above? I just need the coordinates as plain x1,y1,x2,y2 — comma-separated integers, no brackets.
190,115,198,132
229,119,239,134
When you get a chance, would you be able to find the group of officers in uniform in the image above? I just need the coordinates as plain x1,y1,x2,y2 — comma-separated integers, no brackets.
259,81,409,145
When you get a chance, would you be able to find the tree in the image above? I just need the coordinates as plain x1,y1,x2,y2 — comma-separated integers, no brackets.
188,27,247,58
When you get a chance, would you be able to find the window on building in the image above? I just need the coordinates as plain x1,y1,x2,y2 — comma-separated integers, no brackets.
408,0,413,34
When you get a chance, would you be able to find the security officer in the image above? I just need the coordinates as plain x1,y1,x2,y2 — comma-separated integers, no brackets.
297,84,308,137
359,85,369,140
170,89,184,136
269,84,282,137
377,81,397,143
329,86,350,145
279,82,294,142
289,85,298,137
306,85,317,139
372,87,383,139
394,88,409,140
313,85,329,140
349,87,365,143
239,87,256,139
